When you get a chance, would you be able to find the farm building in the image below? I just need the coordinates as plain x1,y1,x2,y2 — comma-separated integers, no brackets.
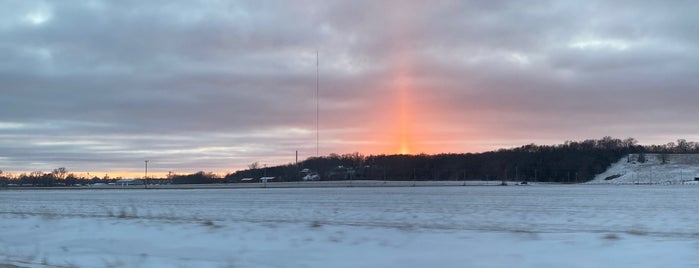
259,177,280,183
115,179,144,186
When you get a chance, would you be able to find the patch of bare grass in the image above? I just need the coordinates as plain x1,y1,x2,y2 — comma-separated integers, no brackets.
602,233,620,240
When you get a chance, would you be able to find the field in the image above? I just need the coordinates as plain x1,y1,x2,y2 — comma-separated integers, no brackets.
2,185,699,267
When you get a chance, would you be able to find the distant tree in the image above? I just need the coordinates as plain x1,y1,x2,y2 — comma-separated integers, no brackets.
28,171,43,186
65,173,78,186
0,170,5,187
622,137,638,148
248,162,259,170
52,167,67,180
657,153,668,164
623,137,638,162
677,139,690,153
638,153,647,163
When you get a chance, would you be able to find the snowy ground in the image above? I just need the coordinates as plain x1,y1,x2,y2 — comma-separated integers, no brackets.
590,154,699,184
3,185,699,267
74,180,509,189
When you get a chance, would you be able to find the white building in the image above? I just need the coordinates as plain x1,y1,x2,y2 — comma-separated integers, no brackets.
115,179,144,186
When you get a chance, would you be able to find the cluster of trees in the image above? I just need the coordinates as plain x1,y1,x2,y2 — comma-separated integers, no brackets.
169,171,223,184
644,139,699,153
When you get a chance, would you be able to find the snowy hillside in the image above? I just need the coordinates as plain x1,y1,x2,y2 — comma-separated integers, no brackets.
590,154,699,184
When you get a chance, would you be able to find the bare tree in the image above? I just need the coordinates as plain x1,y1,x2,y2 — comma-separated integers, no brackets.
52,167,67,180
638,152,647,163
623,137,638,162
677,139,690,153
622,137,638,148
248,162,260,170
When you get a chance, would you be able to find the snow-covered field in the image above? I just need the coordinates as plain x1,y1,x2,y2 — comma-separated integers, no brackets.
3,185,699,267
591,154,699,184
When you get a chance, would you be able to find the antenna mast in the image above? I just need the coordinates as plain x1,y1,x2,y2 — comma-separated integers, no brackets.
316,50,319,157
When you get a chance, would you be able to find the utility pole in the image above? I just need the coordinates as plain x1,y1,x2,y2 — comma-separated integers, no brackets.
463,170,467,186
144,160,149,189
412,168,416,187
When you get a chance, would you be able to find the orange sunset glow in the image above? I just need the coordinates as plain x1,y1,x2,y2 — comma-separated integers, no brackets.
397,77,412,154
384,45,423,155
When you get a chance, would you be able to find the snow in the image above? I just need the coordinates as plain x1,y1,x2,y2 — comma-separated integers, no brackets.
2,186,699,267
590,154,699,184
86,180,511,189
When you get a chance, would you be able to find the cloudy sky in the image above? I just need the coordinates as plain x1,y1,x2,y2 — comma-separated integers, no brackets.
2,0,698,176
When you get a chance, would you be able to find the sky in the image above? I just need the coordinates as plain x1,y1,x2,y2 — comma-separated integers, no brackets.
2,0,699,177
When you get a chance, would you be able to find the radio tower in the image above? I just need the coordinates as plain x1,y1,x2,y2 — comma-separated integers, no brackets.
316,50,319,157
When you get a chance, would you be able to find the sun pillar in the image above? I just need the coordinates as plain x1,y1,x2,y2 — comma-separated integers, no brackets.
398,79,411,154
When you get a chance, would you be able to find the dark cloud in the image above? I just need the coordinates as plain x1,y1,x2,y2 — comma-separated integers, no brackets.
1,0,698,175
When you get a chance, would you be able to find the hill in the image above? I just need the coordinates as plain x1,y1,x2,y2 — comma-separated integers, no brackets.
227,137,634,183
590,154,699,184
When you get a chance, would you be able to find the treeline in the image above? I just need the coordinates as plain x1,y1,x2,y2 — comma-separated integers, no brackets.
5,137,699,187
0,170,224,187
226,137,699,183
0,168,121,187
644,139,699,153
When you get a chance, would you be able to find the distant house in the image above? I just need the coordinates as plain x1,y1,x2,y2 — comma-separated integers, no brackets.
240,178,255,183
259,177,280,183
302,172,320,181
115,179,144,186
327,166,355,180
